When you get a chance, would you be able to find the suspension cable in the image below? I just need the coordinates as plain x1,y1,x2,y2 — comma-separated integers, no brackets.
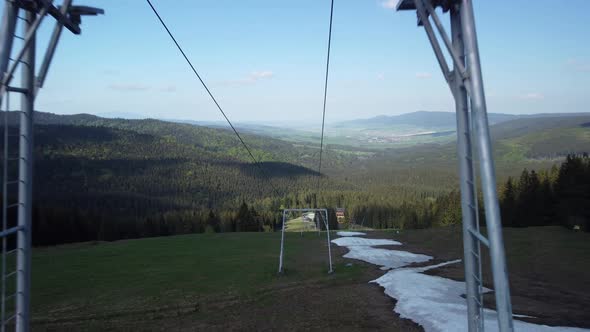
146,0,281,197
316,0,335,202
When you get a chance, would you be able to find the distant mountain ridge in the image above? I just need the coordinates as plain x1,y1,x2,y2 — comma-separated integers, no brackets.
334,111,590,129
15,111,356,170
32,110,590,132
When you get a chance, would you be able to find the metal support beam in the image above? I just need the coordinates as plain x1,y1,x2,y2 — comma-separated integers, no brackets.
16,9,35,332
451,7,484,331
37,0,73,94
278,209,286,273
398,1,514,331
0,1,19,83
0,226,25,238
423,0,467,78
0,4,48,106
459,1,514,330
0,2,102,330
45,2,80,34
413,0,452,83
1,82,9,332
321,212,333,273
1,0,103,103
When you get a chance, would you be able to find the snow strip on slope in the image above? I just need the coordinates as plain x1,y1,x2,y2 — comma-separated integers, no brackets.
331,237,401,247
372,260,588,332
332,233,588,332
331,236,432,269
336,231,366,237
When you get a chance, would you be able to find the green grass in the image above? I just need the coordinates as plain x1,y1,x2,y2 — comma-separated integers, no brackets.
31,232,363,324
284,217,319,232
29,226,590,330
392,225,590,295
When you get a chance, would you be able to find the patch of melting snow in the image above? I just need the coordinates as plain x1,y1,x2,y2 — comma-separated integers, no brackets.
331,236,431,270
336,231,366,237
513,313,538,319
332,236,401,247
332,234,589,332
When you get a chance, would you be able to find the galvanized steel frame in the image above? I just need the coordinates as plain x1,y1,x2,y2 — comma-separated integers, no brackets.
0,1,102,330
396,0,514,331
278,208,333,274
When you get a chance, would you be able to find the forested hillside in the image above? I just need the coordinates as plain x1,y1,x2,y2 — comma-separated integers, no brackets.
1,111,588,245
20,111,352,169
27,123,346,244
499,154,590,231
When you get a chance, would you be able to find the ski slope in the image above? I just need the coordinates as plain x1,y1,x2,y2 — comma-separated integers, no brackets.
332,232,589,332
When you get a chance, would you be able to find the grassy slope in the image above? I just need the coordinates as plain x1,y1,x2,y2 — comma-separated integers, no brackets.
31,232,371,330
284,217,319,232
30,227,590,330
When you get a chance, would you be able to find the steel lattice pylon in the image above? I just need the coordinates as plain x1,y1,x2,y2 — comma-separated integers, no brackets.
397,1,514,331
0,1,102,330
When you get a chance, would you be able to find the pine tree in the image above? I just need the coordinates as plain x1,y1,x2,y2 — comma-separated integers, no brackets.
501,177,516,227
207,210,221,233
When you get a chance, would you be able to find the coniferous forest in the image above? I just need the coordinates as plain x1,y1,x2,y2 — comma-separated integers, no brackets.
499,154,590,230
0,112,588,246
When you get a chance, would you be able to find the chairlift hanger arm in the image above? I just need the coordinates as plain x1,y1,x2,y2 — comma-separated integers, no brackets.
0,3,48,103
422,0,467,78
412,0,452,84
397,0,455,13
36,0,72,93
15,0,104,35
1,0,103,103
37,0,106,93
397,0,472,96
16,0,78,34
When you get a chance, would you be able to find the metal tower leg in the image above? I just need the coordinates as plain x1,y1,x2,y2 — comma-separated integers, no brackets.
278,210,286,273
451,8,484,331
324,211,333,273
0,1,102,330
459,1,514,331
0,1,18,82
16,9,35,332
396,0,514,330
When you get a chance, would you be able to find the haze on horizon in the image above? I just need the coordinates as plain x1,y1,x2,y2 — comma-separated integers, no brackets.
5,0,589,123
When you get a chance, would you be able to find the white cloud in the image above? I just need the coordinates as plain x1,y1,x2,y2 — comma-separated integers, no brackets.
415,72,432,79
381,0,399,9
250,71,274,80
519,92,544,100
377,72,385,80
224,70,274,85
108,83,150,91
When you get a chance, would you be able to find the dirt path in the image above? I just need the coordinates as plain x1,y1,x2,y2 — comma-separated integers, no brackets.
174,244,424,331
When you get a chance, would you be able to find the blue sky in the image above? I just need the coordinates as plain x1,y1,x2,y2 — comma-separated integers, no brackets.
4,0,590,123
